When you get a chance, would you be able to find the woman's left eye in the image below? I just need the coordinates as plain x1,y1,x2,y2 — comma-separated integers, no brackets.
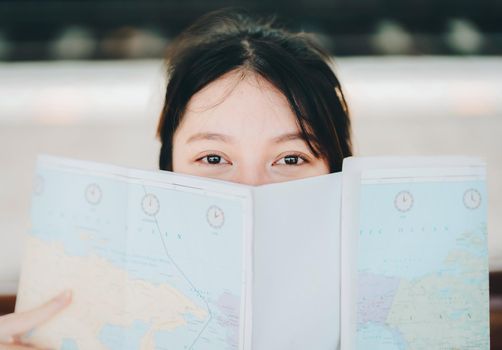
275,154,307,166
198,154,230,165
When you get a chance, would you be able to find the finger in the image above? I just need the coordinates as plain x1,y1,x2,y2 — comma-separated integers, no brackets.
0,343,40,350
0,290,72,340
0,344,50,350
9,334,52,350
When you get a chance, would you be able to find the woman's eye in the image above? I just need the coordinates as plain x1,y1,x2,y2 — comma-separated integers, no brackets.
275,154,306,166
199,154,230,165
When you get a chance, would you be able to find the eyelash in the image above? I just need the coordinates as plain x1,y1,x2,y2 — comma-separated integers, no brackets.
274,153,309,166
196,153,231,166
196,152,309,167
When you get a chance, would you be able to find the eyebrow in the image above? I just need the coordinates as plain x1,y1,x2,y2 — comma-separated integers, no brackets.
272,132,315,144
186,132,235,144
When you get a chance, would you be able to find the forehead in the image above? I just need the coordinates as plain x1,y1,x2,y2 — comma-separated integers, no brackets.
178,70,300,137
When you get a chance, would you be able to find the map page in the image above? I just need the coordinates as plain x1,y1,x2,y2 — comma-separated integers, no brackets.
16,155,252,350
356,166,489,349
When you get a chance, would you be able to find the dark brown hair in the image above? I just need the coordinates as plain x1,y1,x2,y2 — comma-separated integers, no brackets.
157,8,352,172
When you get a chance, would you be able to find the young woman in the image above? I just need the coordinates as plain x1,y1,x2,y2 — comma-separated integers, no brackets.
0,8,352,349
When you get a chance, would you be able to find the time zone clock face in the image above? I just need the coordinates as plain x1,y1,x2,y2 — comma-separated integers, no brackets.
85,183,102,205
142,193,160,216
394,190,414,213
206,205,225,229
463,188,482,210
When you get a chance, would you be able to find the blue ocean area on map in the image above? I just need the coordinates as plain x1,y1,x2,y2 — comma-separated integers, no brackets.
357,323,406,350
99,320,149,349
61,338,79,350
358,180,487,278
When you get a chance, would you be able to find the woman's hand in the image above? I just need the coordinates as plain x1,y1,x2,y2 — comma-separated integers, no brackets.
0,290,72,349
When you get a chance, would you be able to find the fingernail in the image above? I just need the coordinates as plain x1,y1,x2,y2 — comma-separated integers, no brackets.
6,335,15,344
56,290,72,305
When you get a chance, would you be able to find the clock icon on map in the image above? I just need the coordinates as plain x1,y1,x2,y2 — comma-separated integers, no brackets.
394,191,413,213
142,193,160,216
463,188,481,210
85,183,102,205
206,205,225,229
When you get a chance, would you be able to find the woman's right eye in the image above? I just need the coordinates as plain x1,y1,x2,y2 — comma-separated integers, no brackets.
198,154,230,165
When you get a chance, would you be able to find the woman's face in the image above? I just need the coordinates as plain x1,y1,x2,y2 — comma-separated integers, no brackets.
172,70,329,186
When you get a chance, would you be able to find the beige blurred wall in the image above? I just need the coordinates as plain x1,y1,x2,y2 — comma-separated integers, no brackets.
0,57,501,294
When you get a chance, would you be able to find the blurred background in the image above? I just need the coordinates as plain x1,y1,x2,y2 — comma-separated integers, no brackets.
0,0,501,345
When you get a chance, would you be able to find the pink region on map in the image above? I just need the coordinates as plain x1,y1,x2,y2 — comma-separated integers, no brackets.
216,291,240,348
357,272,401,325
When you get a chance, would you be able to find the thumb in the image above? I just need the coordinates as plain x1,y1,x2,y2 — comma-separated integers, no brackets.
0,290,72,342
